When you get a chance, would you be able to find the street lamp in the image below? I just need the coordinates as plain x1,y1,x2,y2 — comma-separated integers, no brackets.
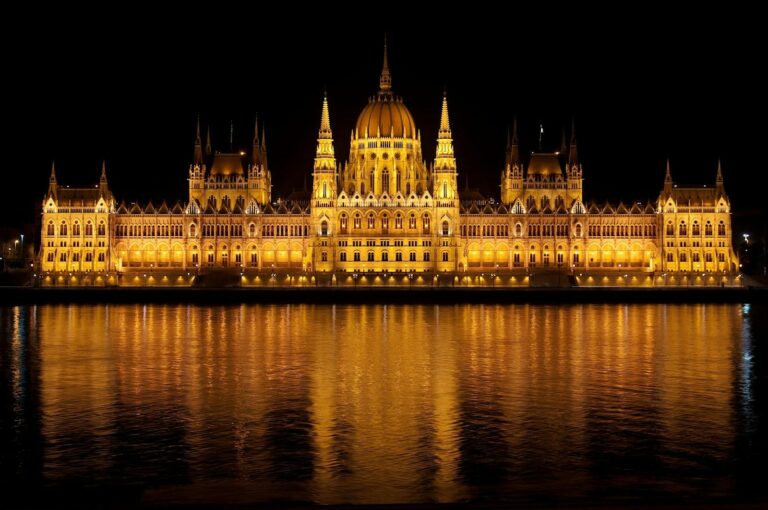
20,234,24,259
14,240,19,258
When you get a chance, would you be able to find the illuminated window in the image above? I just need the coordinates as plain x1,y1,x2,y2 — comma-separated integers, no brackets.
47,222,54,236
692,221,700,236
705,222,712,236
679,222,687,236
60,221,67,236
321,220,328,236
47,252,54,262
353,252,360,262
382,252,389,262
321,252,328,262
340,252,347,262
718,221,725,236
442,251,448,261
442,220,449,235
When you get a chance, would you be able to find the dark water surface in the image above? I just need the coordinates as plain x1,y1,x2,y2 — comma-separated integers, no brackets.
1,303,766,506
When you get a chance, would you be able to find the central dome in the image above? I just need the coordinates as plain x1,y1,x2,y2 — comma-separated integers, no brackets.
356,96,417,139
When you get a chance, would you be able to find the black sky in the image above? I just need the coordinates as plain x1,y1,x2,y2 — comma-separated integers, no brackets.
4,7,764,237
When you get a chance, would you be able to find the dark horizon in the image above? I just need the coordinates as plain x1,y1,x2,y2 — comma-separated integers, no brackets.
3,10,764,237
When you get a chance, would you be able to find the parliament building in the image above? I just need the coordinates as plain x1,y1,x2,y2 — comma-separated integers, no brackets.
38,46,739,287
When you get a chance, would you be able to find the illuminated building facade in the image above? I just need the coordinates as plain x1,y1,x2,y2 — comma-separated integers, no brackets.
38,46,739,287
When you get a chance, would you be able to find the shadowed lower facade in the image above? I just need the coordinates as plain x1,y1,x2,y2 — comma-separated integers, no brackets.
37,46,739,288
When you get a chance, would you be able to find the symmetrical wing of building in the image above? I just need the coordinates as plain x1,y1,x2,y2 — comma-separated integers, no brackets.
38,47,739,287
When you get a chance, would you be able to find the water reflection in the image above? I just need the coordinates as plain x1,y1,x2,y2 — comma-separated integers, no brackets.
0,303,765,505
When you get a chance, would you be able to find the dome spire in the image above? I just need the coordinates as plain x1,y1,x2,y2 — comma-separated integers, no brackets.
379,35,392,92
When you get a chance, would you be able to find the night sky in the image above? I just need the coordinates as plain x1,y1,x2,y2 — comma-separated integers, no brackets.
4,8,764,239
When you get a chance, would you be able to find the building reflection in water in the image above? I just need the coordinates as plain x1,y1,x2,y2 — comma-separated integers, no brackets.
0,303,762,505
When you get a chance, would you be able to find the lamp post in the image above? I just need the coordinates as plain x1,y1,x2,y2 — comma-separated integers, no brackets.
14,240,19,258
20,234,24,260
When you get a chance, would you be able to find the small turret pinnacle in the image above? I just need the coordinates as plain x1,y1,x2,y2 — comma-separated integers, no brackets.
568,117,578,165
665,158,672,181
101,160,107,181
50,161,57,182
716,158,723,182
379,35,392,92
194,115,203,165
205,127,212,156
319,92,332,139
438,92,451,137
506,116,520,166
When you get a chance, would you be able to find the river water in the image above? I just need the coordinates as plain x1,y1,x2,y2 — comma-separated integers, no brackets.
1,303,765,506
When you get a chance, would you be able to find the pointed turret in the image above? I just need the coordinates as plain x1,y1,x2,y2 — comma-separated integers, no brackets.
47,161,57,199
663,158,673,194
379,36,392,93
252,115,262,166
205,127,212,157
193,115,203,166
261,127,268,169
319,92,333,139
716,158,725,196
438,92,451,138
313,93,337,202
568,118,578,166
99,160,110,196
434,93,457,201
505,116,520,167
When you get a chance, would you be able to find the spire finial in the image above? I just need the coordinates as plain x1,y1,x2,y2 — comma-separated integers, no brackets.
194,116,204,165
319,92,332,138
195,114,201,144
506,116,520,166
101,160,107,180
205,126,212,156
50,161,57,182
379,35,392,92
253,114,260,147
568,117,578,165
439,92,451,135
716,158,723,182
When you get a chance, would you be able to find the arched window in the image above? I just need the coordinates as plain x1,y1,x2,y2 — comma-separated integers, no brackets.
340,214,348,234
541,196,550,209
422,214,431,234
190,223,197,237
666,221,674,236
47,222,54,236
679,221,687,236
395,214,402,229
692,221,700,236
718,221,726,236
442,182,448,198
515,223,522,237
321,220,328,236
382,169,389,193
442,220,449,235
705,221,712,236
409,214,416,229
60,221,68,236
354,214,361,229
98,222,106,236
85,222,93,236
322,182,327,198
526,196,536,209
575,223,582,237
208,196,216,209
406,182,411,195
72,222,80,236
249,223,256,236
370,172,375,194
368,214,375,229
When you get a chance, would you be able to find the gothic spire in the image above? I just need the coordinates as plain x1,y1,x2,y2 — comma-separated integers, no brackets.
506,116,520,166
252,115,261,166
48,161,57,198
100,160,107,182
716,158,723,183
568,117,578,165
49,161,57,183
438,91,451,138
665,158,672,182
319,92,333,139
205,126,212,157
193,115,203,166
379,35,392,92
